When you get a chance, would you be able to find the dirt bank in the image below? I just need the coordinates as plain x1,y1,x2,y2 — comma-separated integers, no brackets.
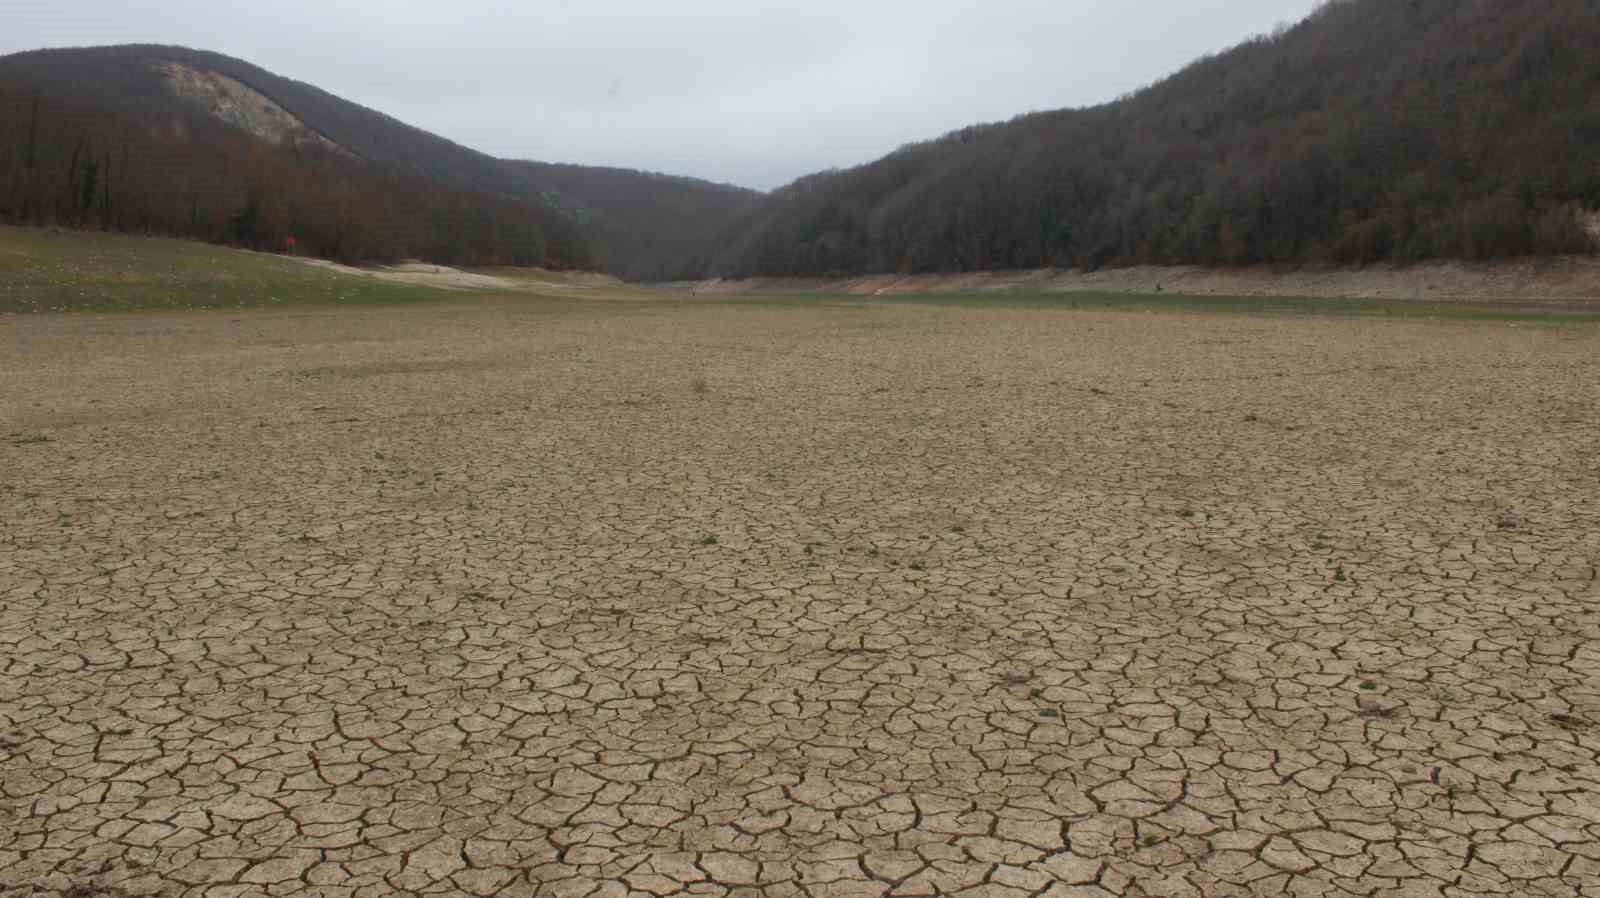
291,257,624,291
659,256,1600,302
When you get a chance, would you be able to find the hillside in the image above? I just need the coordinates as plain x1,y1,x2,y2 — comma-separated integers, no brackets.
709,0,1600,278
511,162,761,281
0,46,526,197
6,0,1600,283
0,46,592,267
0,45,754,275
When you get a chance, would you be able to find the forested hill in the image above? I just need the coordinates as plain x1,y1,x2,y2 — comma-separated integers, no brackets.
709,0,1600,278
6,0,1600,280
510,162,761,281
0,45,755,272
0,45,539,200
0,45,587,266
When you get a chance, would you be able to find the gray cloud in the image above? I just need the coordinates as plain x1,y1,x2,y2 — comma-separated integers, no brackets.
2,0,1325,189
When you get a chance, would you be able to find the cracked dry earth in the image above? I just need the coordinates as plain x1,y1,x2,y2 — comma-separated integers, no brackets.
3,295,1599,898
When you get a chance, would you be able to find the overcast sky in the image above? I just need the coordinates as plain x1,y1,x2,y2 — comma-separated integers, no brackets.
3,0,1324,190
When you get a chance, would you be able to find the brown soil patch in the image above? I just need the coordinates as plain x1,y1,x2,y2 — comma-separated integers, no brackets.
3,296,1597,897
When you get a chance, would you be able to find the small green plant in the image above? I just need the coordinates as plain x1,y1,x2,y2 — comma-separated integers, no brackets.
8,433,51,446
1334,567,1348,582
1359,681,1378,691
1029,688,1043,699
698,533,719,546
803,543,815,555
1039,708,1059,718
1311,541,1329,551
866,547,880,557
56,512,73,528
1435,688,1459,703
1140,834,1166,848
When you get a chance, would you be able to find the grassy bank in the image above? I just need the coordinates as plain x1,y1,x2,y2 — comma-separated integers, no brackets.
0,226,446,314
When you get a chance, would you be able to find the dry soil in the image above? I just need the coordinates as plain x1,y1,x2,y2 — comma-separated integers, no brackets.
2,295,1598,898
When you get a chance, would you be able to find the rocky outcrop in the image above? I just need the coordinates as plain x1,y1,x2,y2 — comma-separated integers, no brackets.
155,61,348,156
